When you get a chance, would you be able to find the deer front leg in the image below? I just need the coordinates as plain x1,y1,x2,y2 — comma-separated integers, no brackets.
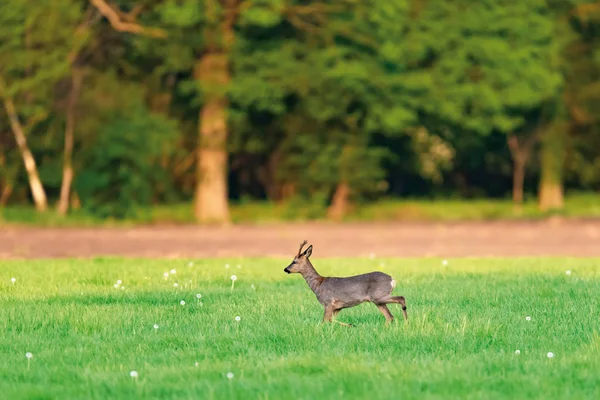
332,309,354,327
392,296,408,321
323,307,353,327
379,295,408,321
323,306,334,323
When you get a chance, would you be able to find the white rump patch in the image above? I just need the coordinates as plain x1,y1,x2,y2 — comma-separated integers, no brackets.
390,279,396,289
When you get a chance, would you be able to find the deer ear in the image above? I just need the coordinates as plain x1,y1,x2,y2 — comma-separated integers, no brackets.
302,245,313,258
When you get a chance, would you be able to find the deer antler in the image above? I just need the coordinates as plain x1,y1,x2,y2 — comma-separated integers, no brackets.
297,240,308,256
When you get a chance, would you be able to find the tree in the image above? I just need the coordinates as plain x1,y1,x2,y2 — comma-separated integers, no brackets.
0,0,84,211
0,87,47,211
537,0,600,210
406,0,563,207
229,0,431,218
75,101,178,219
151,0,372,223
192,0,236,223
562,1,600,191
507,134,537,206
89,0,167,38
57,68,83,215
130,0,229,223
3,0,600,219
0,123,20,205
57,6,93,215
538,104,569,211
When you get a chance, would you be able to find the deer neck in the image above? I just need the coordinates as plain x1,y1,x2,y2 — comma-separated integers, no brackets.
301,262,324,292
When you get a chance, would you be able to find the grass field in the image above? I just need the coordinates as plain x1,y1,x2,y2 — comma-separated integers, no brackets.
1,257,599,399
2,192,600,226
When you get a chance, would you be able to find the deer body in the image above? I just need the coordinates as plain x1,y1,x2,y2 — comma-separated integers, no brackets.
284,241,407,325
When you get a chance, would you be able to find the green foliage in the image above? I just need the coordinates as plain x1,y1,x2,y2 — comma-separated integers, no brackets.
2,0,600,217
560,0,600,190
135,0,203,72
410,0,563,136
410,127,455,184
75,103,178,219
240,0,284,28
0,258,599,398
0,0,82,99
229,0,429,201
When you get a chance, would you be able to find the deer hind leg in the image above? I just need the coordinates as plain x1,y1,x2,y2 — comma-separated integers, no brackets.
375,304,395,324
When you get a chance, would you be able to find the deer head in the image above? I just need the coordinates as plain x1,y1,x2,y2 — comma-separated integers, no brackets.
284,240,313,274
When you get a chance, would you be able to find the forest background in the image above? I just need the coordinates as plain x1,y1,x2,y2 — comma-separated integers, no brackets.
2,0,600,225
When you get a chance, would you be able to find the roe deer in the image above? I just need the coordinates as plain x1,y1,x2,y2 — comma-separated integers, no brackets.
284,240,407,326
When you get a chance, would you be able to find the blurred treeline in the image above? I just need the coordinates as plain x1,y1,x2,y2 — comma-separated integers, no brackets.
1,0,600,222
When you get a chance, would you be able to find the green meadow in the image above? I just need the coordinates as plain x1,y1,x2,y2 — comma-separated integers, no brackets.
1,257,599,400
3,193,600,226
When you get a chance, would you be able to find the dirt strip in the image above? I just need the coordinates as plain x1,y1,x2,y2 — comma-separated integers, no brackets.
1,219,599,259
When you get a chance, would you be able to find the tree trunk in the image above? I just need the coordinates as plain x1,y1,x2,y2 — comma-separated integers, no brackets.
538,123,566,211
327,182,350,220
512,158,525,205
2,97,48,211
258,148,297,202
57,69,83,216
0,153,16,205
71,191,81,210
0,183,13,206
258,149,281,201
193,52,230,223
149,77,174,115
193,0,237,223
280,182,296,201
507,134,536,210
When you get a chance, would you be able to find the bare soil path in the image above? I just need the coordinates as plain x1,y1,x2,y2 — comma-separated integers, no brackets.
1,219,599,259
